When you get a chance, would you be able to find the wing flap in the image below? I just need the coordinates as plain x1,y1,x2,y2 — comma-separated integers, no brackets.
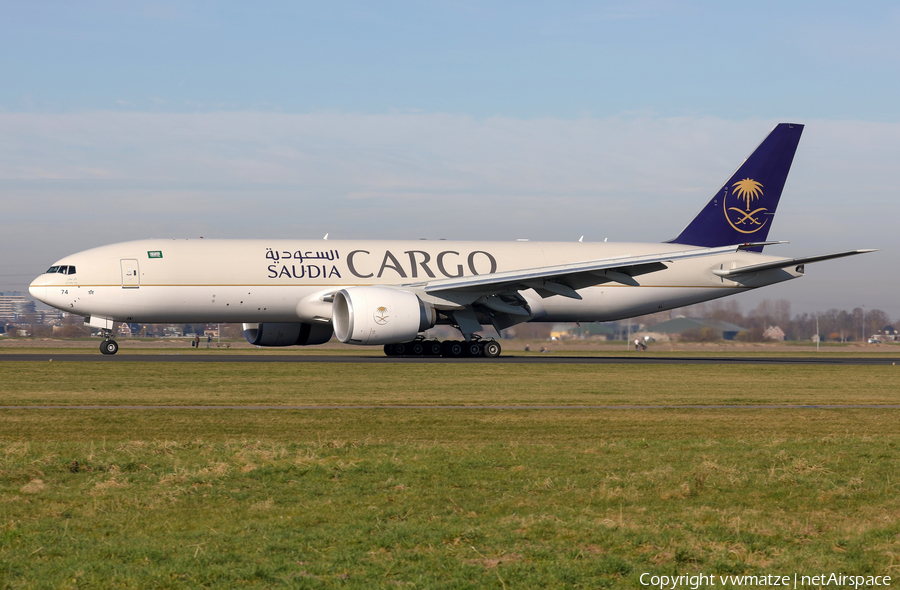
525,280,583,299
421,245,739,295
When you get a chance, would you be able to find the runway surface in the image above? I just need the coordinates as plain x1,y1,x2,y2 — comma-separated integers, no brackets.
1,353,898,365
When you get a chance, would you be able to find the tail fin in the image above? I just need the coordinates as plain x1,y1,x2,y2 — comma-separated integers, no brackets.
668,123,804,250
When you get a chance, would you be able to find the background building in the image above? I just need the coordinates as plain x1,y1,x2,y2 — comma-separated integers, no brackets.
647,317,747,341
0,292,35,323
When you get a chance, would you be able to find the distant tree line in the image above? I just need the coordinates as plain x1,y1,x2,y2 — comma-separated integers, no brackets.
4,299,894,343
651,299,893,343
3,318,248,340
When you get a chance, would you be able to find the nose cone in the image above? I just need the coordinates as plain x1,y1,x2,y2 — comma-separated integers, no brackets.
29,280,48,305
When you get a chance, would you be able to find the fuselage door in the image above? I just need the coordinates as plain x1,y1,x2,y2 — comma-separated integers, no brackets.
121,259,140,288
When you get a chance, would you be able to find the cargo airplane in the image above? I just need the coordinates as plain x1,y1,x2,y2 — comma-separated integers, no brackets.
29,123,873,357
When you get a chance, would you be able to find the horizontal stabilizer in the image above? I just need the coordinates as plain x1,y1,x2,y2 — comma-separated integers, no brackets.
712,249,877,277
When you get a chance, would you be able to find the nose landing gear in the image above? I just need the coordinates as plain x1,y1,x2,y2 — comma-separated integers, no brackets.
99,330,119,355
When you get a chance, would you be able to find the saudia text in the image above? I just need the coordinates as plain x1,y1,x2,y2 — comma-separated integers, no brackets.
265,248,498,280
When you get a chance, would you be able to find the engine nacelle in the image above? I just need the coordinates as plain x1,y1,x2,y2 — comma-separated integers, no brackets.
332,287,435,345
243,322,333,347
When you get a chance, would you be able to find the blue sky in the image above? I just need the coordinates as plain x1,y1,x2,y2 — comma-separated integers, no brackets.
6,1,899,119
2,1,898,319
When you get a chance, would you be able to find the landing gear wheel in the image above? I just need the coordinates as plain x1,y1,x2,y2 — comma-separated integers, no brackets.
426,341,442,356
384,344,397,356
464,342,482,357
394,342,409,356
411,342,425,355
441,340,464,358
100,340,119,355
482,341,501,358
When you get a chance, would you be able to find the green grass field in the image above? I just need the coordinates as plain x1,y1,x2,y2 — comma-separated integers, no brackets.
1,357,899,588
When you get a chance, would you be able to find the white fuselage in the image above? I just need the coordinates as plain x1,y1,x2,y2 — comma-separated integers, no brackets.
29,238,801,326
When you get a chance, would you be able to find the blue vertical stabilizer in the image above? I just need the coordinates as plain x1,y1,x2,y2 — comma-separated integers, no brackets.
667,123,803,250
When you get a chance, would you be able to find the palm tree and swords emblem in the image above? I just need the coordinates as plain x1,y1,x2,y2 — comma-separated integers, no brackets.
725,178,767,233
374,305,390,325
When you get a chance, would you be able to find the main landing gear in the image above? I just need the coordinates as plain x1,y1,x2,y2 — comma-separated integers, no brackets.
383,338,501,358
99,330,119,355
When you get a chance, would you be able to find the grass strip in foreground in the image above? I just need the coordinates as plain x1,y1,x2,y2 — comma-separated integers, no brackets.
1,408,899,587
2,361,900,407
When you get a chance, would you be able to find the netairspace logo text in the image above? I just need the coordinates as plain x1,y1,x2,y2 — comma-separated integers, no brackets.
639,572,892,589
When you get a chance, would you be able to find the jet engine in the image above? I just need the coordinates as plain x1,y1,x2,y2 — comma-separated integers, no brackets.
332,286,435,345
243,322,334,346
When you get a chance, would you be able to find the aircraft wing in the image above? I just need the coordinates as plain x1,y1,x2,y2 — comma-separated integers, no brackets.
711,249,877,278
418,244,745,300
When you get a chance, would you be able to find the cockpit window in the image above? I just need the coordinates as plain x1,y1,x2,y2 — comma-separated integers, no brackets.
45,265,75,274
